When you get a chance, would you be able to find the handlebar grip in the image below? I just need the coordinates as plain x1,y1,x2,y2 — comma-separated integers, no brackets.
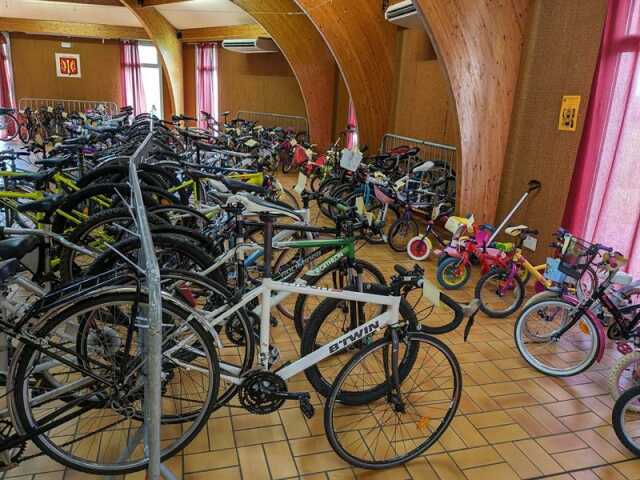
528,180,542,193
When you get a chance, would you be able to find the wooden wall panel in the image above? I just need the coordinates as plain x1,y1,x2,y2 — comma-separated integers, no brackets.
414,0,530,223
120,0,183,113
234,0,337,147
182,43,196,119
10,33,121,104
496,0,607,263
295,0,397,149
218,49,306,120
391,28,459,147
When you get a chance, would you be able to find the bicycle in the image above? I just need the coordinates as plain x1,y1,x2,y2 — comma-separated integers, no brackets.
612,384,640,456
514,238,634,377
162,196,465,469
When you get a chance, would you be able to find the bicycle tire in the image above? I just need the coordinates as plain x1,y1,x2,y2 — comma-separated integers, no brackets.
475,268,525,318
613,384,640,456
11,291,219,475
388,218,419,252
324,331,461,469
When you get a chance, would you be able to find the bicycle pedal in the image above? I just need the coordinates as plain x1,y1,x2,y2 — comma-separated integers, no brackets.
299,396,315,419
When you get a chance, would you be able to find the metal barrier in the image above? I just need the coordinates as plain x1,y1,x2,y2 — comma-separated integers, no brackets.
18,97,119,115
236,110,309,134
379,133,457,172
127,118,169,480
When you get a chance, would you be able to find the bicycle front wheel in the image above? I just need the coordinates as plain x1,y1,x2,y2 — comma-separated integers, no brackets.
514,299,600,376
11,291,220,475
613,384,640,456
0,113,18,141
324,331,461,469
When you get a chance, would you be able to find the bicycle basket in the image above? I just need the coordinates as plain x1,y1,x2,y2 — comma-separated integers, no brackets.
558,236,597,280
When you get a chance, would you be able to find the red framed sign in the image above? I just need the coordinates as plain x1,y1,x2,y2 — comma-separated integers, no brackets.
55,53,81,78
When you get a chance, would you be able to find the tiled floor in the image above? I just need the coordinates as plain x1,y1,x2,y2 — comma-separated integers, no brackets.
5,176,640,480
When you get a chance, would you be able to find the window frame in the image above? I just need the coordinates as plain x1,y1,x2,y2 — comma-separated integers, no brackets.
137,40,163,118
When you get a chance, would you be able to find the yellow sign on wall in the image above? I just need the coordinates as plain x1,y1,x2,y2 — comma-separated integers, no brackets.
558,95,581,132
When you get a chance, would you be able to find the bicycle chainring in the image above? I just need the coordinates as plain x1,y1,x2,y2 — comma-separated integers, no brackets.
238,371,287,415
0,420,26,470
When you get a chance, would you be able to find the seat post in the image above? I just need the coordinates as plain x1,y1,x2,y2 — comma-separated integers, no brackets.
260,213,275,278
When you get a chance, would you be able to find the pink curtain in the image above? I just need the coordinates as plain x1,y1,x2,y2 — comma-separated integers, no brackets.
195,43,219,129
120,41,146,116
0,34,15,137
346,98,358,149
563,0,640,273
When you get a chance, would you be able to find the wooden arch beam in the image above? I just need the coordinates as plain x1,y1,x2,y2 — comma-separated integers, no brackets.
119,0,183,114
414,0,530,222
232,0,336,147
295,0,397,149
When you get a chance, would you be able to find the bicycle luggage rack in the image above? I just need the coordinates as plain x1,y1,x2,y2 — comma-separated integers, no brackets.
120,117,173,480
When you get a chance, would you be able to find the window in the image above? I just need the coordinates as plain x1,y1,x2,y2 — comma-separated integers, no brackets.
138,43,163,117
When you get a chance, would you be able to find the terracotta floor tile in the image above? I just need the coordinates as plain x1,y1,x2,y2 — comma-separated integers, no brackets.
238,445,270,480
480,423,529,444
553,447,606,471
234,424,287,447
264,440,299,479
494,442,541,479
515,439,564,476
183,448,238,473
559,412,607,431
296,452,350,475
463,462,520,480
467,411,514,429
537,433,589,454
592,465,628,480
426,453,467,480
449,445,502,470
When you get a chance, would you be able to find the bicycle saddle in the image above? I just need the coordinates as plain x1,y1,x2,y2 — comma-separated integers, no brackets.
505,225,535,237
9,169,57,184
35,156,76,169
228,193,301,220
413,161,435,173
0,236,40,260
222,178,267,195
17,193,65,215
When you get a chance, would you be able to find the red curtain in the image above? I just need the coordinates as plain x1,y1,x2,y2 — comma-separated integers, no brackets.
0,34,15,137
563,0,640,273
195,43,219,129
120,41,146,116
346,98,358,149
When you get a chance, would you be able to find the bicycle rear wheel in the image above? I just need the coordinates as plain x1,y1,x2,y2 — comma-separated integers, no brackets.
613,384,640,456
11,291,219,475
324,331,461,469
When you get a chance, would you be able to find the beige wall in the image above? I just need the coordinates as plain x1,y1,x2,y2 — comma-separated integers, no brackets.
10,33,121,105
497,0,607,263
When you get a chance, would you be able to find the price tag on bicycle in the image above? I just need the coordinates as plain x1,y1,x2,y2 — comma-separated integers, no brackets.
340,148,363,172
423,277,440,308
523,235,537,252
294,172,307,194
47,106,53,113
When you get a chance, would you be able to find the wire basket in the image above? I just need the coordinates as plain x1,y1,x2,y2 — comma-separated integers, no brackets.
558,236,598,280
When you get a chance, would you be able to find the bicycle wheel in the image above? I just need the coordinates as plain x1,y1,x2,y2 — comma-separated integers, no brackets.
388,218,419,253
613,384,640,456
11,291,219,475
406,235,432,261
324,331,461,469
292,259,386,337
436,256,470,290
0,113,18,141
514,299,600,376
475,268,525,318
609,351,640,412
301,283,418,401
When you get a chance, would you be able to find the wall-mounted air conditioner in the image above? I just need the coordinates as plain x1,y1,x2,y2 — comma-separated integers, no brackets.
221,38,279,54
385,0,422,29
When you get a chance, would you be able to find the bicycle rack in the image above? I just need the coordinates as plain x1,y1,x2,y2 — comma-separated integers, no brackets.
123,117,173,480
236,110,309,134
17,98,119,116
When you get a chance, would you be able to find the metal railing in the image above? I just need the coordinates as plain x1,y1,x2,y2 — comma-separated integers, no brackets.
236,110,308,134
380,133,457,172
126,118,169,480
18,97,119,115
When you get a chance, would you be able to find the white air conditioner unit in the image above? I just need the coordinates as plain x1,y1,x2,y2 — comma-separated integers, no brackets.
385,0,422,29
221,38,279,54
